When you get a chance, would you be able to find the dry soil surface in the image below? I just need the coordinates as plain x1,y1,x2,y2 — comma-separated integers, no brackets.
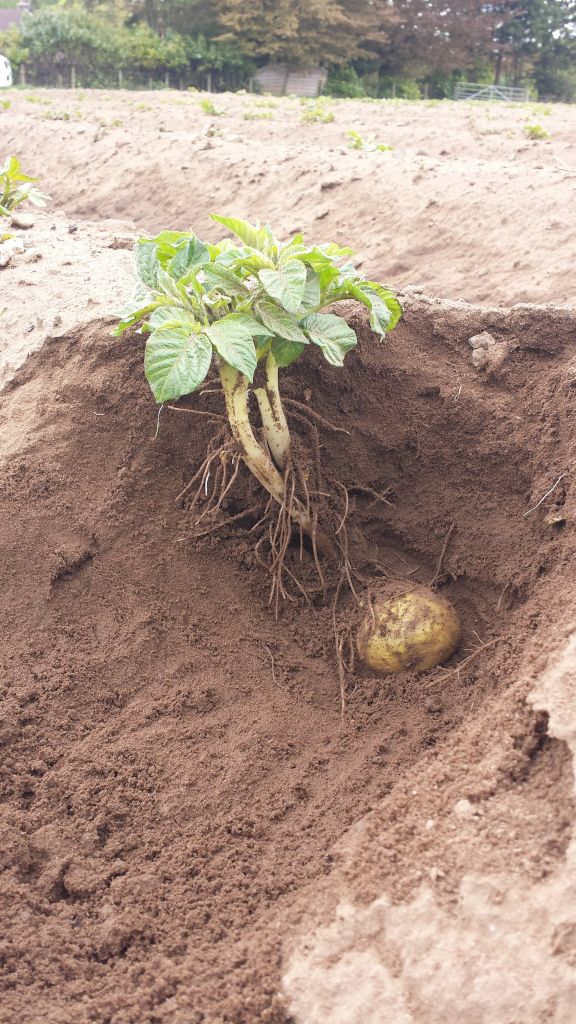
3,89,576,304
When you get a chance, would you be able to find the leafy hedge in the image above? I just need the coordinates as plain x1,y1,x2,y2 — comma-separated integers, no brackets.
0,9,254,88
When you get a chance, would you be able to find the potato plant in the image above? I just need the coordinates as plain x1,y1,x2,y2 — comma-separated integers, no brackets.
346,130,393,153
0,156,50,217
115,216,401,602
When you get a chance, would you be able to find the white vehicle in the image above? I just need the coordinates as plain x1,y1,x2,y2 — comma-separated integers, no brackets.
0,55,12,88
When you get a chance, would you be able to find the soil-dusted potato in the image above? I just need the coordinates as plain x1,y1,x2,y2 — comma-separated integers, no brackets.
357,584,461,673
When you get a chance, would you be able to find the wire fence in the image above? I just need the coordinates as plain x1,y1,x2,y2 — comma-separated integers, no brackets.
15,64,248,93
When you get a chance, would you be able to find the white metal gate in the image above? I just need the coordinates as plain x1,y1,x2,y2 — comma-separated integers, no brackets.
454,83,530,102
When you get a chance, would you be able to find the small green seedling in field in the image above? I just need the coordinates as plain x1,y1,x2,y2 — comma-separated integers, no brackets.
41,109,72,121
26,94,52,106
0,156,50,217
527,103,551,117
301,100,334,124
1,99,11,111
524,122,550,141
114,217,401,592
243,110,274,121
346,130,393,152
200,97,225,116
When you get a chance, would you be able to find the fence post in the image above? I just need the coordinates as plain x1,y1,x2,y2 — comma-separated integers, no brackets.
148,76,153,90
19,64,26,86
165,70,170,88
70,65,76,89
392,81,396,99
424,82,429,100
206,71,212,92
118,68,123,89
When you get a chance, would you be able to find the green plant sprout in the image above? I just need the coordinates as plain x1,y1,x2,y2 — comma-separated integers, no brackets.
200,97,225,116
301,100,334,124
114,216,401,599
243,110,274,121
0,156,51,217
41,109,72,121
524,123,550,141
346,130,393,152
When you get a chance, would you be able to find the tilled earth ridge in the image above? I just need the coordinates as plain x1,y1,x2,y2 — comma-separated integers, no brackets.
3,88,576,305
1,270,576,1021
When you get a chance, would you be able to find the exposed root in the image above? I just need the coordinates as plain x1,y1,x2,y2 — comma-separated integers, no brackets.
213,456,241,514
310,508,327,596
429,522,455,587
425,637,499,686
350,484,394,508
284,398,352,436
177,503,261,541
173,416,393,709
331,575,360,718
333,578,347,718
268,467,295,616
174,427,229,504
334,480,350,536
166,405,225,421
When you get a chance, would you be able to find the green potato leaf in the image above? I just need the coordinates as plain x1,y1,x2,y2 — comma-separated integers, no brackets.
148,306,200,331
113,285,167,334
206,314,258,380
301,268,321,309
302,312,358,367
256,301,308,344
144,326,212,403
201,262,250,295
271,337,306,368
168,236,210,279
136,242,161,290
363,283,403,333
327,280,403,336
211,214,276,256
259,261,307,314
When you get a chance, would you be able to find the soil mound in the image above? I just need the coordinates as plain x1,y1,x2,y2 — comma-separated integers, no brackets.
1,297,575,1022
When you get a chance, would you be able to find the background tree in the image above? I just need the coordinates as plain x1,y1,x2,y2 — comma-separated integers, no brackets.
1,0,575,97
377,1,492,79
489,0,576,84
214,0,395,66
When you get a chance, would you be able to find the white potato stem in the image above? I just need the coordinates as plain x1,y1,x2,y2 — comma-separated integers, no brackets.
219,362,304,522
254,353,291,471
219,361,337,559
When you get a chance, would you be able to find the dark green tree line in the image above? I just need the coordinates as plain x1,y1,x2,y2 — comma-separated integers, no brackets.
1,0,575,98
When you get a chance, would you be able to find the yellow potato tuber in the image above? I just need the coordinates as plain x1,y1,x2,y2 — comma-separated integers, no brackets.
357,584,461,673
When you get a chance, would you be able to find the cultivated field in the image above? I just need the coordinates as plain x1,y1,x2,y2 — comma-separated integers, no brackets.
4,88,576,303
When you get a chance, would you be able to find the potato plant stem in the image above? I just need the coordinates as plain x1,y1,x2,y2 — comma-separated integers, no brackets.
218,361,336,557
254,352,291,470
219,361,301,512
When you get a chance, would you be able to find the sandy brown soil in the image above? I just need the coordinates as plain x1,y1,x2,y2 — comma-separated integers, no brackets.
1,207,576,1020
3,88,576,304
